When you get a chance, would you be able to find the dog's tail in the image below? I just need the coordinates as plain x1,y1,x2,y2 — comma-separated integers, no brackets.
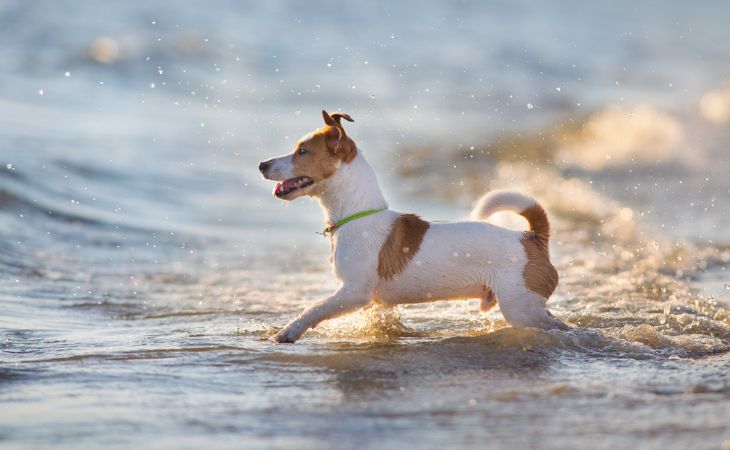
470,190,551,247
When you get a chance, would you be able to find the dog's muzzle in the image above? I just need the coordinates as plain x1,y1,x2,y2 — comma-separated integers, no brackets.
259,160,273,175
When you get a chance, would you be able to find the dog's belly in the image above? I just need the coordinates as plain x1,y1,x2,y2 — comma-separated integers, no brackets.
374,278,485,305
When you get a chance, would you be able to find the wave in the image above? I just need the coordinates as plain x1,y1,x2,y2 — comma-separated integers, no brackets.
20,345,252,364
252,326,727,379
0,158,181,233
400,104,701,175
0,185,105,226
0,162,117,226
700,86,730,124
554,105,690,170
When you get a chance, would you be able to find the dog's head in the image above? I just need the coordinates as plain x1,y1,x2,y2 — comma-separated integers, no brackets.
259,110,356,200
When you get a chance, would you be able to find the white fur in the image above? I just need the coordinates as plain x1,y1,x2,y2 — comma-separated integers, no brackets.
471,190,539,220
264,152,298,182
264,147,568,343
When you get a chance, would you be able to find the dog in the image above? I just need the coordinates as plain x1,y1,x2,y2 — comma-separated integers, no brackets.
259,110,569,343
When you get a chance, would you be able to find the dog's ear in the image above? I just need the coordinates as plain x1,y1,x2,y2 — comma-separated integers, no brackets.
324,123,344,152
322,110,337,127
322,110,354,127
331,112,354,125
322,110,356,162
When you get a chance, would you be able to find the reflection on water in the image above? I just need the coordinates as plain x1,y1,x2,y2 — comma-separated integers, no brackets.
2,1,730,449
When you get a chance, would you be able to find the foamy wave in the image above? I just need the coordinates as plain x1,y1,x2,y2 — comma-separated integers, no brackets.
613,324,729,356
400,104,703,174
555,105,690,170
700,86,730,124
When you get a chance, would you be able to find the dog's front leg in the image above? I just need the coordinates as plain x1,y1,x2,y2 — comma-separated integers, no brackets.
273,285,372,343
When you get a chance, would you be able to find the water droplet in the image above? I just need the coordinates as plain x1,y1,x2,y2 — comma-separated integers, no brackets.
37,89,44,96
64,71,71,78
724,283,730,291
526,102,534,109
652,241,659,250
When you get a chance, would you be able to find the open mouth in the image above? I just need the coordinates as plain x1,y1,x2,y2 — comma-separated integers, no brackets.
274,176,314,197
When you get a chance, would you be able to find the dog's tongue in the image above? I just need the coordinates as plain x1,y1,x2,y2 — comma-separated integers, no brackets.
274,178,297,195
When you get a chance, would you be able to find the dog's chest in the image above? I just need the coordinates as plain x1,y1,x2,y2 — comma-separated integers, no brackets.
328,214,398,281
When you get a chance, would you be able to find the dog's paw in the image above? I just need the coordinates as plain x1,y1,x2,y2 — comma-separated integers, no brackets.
272,327,301,343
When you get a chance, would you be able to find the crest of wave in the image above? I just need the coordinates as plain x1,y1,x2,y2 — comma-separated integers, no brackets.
700,85,730,124
555,104,697,170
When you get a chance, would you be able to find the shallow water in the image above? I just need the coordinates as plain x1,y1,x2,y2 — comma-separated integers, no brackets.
2,1,730,449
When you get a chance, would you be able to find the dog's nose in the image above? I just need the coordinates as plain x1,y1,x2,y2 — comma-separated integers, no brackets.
259,160,272,173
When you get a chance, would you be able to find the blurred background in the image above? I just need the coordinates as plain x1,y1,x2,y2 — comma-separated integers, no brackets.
2,1,730,449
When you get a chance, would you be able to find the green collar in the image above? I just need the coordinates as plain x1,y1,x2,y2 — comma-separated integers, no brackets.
320,208,386,237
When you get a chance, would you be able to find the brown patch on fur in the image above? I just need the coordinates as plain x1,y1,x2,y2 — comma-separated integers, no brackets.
291,131,339,181
377,214,429,280
290,125,357,181
521,235,558,298
520,203,558,298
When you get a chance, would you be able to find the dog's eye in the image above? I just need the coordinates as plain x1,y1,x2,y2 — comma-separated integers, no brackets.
297,147,308,156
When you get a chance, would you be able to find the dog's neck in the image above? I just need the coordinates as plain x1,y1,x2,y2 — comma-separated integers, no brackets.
314,150,388,226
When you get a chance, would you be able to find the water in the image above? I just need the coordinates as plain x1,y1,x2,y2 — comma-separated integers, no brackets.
2,1,730,449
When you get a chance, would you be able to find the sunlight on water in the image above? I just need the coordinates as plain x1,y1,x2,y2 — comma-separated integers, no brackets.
2,1,730,449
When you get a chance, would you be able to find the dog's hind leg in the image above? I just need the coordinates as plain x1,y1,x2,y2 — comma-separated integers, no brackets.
479,286,497,313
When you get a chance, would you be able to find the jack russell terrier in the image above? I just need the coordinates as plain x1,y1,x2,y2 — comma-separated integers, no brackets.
259,110,569,343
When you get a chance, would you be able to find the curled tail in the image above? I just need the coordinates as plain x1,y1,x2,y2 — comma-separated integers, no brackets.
470,190,551,249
